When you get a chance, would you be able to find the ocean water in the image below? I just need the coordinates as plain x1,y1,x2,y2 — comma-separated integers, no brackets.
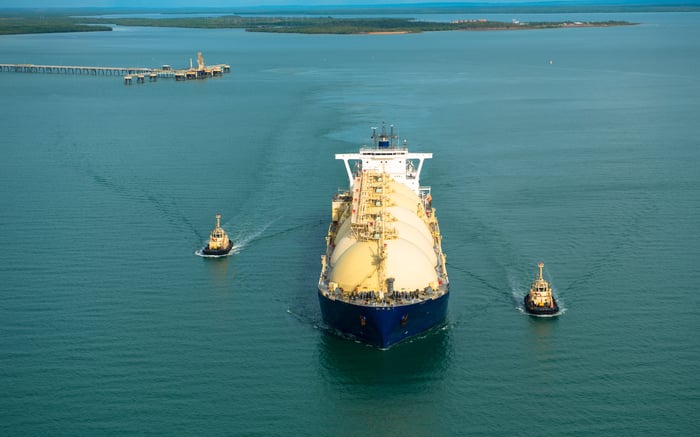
1,12,699,435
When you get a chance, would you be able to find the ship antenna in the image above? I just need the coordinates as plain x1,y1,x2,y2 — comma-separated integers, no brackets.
371,126,378,148
538,262,544,281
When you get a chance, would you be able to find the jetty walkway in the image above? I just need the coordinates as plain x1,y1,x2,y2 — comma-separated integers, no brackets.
0,61,231,83
2,64,159,76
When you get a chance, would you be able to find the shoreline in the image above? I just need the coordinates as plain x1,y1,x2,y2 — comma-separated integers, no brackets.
0,13,637,36
363,31,411,35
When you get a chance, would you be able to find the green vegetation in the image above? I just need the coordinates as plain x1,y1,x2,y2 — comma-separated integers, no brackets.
245,18,635,34
0,12,634,36
86,16,635,35
0,15,111,35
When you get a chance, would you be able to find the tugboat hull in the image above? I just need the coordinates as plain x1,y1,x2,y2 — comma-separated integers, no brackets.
318,290,449,349
523,295,560,316
201,241,233,256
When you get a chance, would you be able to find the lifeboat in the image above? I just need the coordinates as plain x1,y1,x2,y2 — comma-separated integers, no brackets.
201,213,233,256
523,262,560,316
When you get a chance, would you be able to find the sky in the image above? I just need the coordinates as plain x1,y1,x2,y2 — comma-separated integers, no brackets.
0,0,653,9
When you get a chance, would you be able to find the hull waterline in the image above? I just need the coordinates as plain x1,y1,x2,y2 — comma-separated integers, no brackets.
318,290,449,349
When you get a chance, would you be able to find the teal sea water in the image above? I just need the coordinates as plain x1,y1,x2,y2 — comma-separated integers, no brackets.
1,11,698,435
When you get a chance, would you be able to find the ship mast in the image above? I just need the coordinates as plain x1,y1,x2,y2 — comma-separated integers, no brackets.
371,122,398,149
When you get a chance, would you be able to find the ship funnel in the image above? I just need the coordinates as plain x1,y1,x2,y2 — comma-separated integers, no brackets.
374,122,395,149
378,123,390,149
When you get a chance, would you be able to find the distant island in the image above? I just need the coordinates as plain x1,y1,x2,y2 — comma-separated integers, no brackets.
86,15,637,35
0,13,636,36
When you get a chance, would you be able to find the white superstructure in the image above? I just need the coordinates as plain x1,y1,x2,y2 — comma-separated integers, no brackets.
336,124,432,195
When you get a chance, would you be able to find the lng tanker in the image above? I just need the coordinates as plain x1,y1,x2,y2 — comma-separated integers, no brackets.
318,123,449,349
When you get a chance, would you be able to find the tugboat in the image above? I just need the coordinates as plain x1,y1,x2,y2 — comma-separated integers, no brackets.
524,262,560,316
201,213,233,256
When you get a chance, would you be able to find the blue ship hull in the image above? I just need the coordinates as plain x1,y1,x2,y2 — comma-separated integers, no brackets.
318,290,449,349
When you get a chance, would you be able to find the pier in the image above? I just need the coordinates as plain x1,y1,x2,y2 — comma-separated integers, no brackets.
0,52,231,84
0,64,155,76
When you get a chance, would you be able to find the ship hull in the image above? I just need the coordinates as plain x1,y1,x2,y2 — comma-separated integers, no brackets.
318,290,449,349
523,296,560,316
201,241,233,256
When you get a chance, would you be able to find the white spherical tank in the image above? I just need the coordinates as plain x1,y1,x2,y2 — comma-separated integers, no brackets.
385,206,434,248
329,238,437,292
330,233,356,266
